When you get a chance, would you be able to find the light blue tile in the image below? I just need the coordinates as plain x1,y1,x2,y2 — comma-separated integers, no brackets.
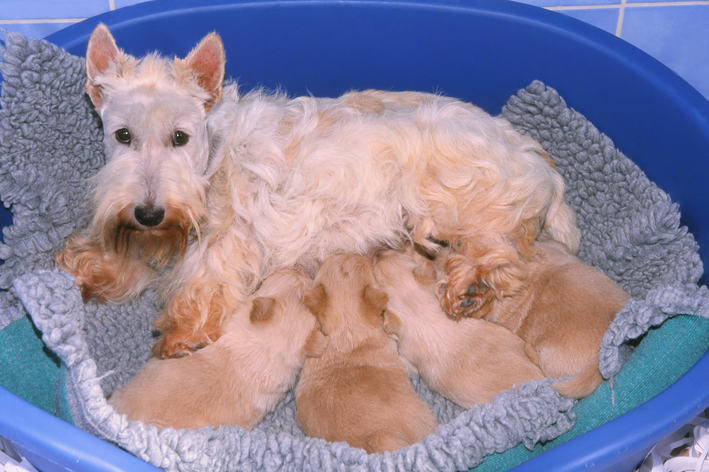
114,0,152,9
0,1,109,20
515,0,620,9
621,5,709,100
0,22,75,39
626,0,691,3
553,7,619,35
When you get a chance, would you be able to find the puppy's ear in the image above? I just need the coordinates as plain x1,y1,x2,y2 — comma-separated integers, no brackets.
303,283,326,317
304,283,328,332
250,297,276,323
413,261,437,286
85,24,124,108
362,285,388,326
179,32,225,113
303,329,329,358
382,310,402,342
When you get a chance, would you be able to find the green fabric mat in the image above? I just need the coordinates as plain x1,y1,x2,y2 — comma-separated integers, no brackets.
2,311,708,470
0,314,74,425
476,314,709,471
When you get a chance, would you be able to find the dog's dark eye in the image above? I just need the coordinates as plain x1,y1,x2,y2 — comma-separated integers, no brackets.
115,128,132,144
173,130,189,146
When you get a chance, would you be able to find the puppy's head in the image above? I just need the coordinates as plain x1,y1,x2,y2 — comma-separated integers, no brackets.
374,249,438,289
83,24,226,264
373,249,441,338
304,254,388,335
245,268,329,358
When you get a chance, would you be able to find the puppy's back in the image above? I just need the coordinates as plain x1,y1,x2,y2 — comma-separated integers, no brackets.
519,241,629,397
297,341,437,452
296,254,437,453
109,269,316,430
374,249,544,409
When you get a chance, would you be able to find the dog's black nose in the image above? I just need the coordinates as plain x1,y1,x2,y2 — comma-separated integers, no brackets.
134,205,165,227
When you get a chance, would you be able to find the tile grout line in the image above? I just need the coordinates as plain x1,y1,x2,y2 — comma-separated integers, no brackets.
546,0,709,9
615,0,626,36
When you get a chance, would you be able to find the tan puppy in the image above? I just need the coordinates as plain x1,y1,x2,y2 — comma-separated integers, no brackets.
373,248,545,409
436,240,630,398
295,254,437,453
108,269,325,430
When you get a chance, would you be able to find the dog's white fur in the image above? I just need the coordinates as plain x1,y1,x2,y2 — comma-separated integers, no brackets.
107,268,325,430
58,25,580,358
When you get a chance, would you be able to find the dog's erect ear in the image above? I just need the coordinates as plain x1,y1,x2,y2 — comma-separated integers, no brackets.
362,284,388,326
250,297,276,323
85,24,123,108
413,261,437,286
179,33,225,113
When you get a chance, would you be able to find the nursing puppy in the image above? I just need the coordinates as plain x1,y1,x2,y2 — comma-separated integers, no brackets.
108,269,325,430
436,240,630,398
296,254,437,453
373,248,544,409
57,24,581,359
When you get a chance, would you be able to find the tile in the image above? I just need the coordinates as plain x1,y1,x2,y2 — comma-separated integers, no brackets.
621,5,709,99
550,7,620,35
0,0,109,20
626,0,706,3
114,0,151,9
0,21,75,39
516,0,620,8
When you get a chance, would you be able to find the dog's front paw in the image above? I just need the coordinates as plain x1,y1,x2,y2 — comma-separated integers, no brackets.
435,254,497,319
151,333,213,358
151,314,222,359
456,282,492,317
441,280,493,319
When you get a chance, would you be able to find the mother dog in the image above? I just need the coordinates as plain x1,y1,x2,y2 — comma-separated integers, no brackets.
58,25,580,358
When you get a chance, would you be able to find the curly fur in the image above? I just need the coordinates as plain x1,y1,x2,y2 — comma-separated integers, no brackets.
58,25,580,358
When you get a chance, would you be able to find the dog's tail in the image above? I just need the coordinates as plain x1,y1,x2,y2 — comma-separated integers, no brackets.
552,359,604,399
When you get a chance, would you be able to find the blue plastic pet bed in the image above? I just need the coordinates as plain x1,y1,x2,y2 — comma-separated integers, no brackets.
1,1,709,471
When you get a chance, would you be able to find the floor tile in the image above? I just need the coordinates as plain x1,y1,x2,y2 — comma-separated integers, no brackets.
549,7,620,34
621,4,709,99
114,0,151,9
0,22,73,40
0,0,109,20
518,0,620,7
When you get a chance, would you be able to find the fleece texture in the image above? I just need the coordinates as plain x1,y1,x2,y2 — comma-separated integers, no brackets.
1,32,708,471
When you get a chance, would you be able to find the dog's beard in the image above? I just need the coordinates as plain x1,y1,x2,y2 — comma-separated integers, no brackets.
98,206,192,267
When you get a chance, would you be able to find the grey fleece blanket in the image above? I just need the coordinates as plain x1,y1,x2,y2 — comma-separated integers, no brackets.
1,32,708,472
